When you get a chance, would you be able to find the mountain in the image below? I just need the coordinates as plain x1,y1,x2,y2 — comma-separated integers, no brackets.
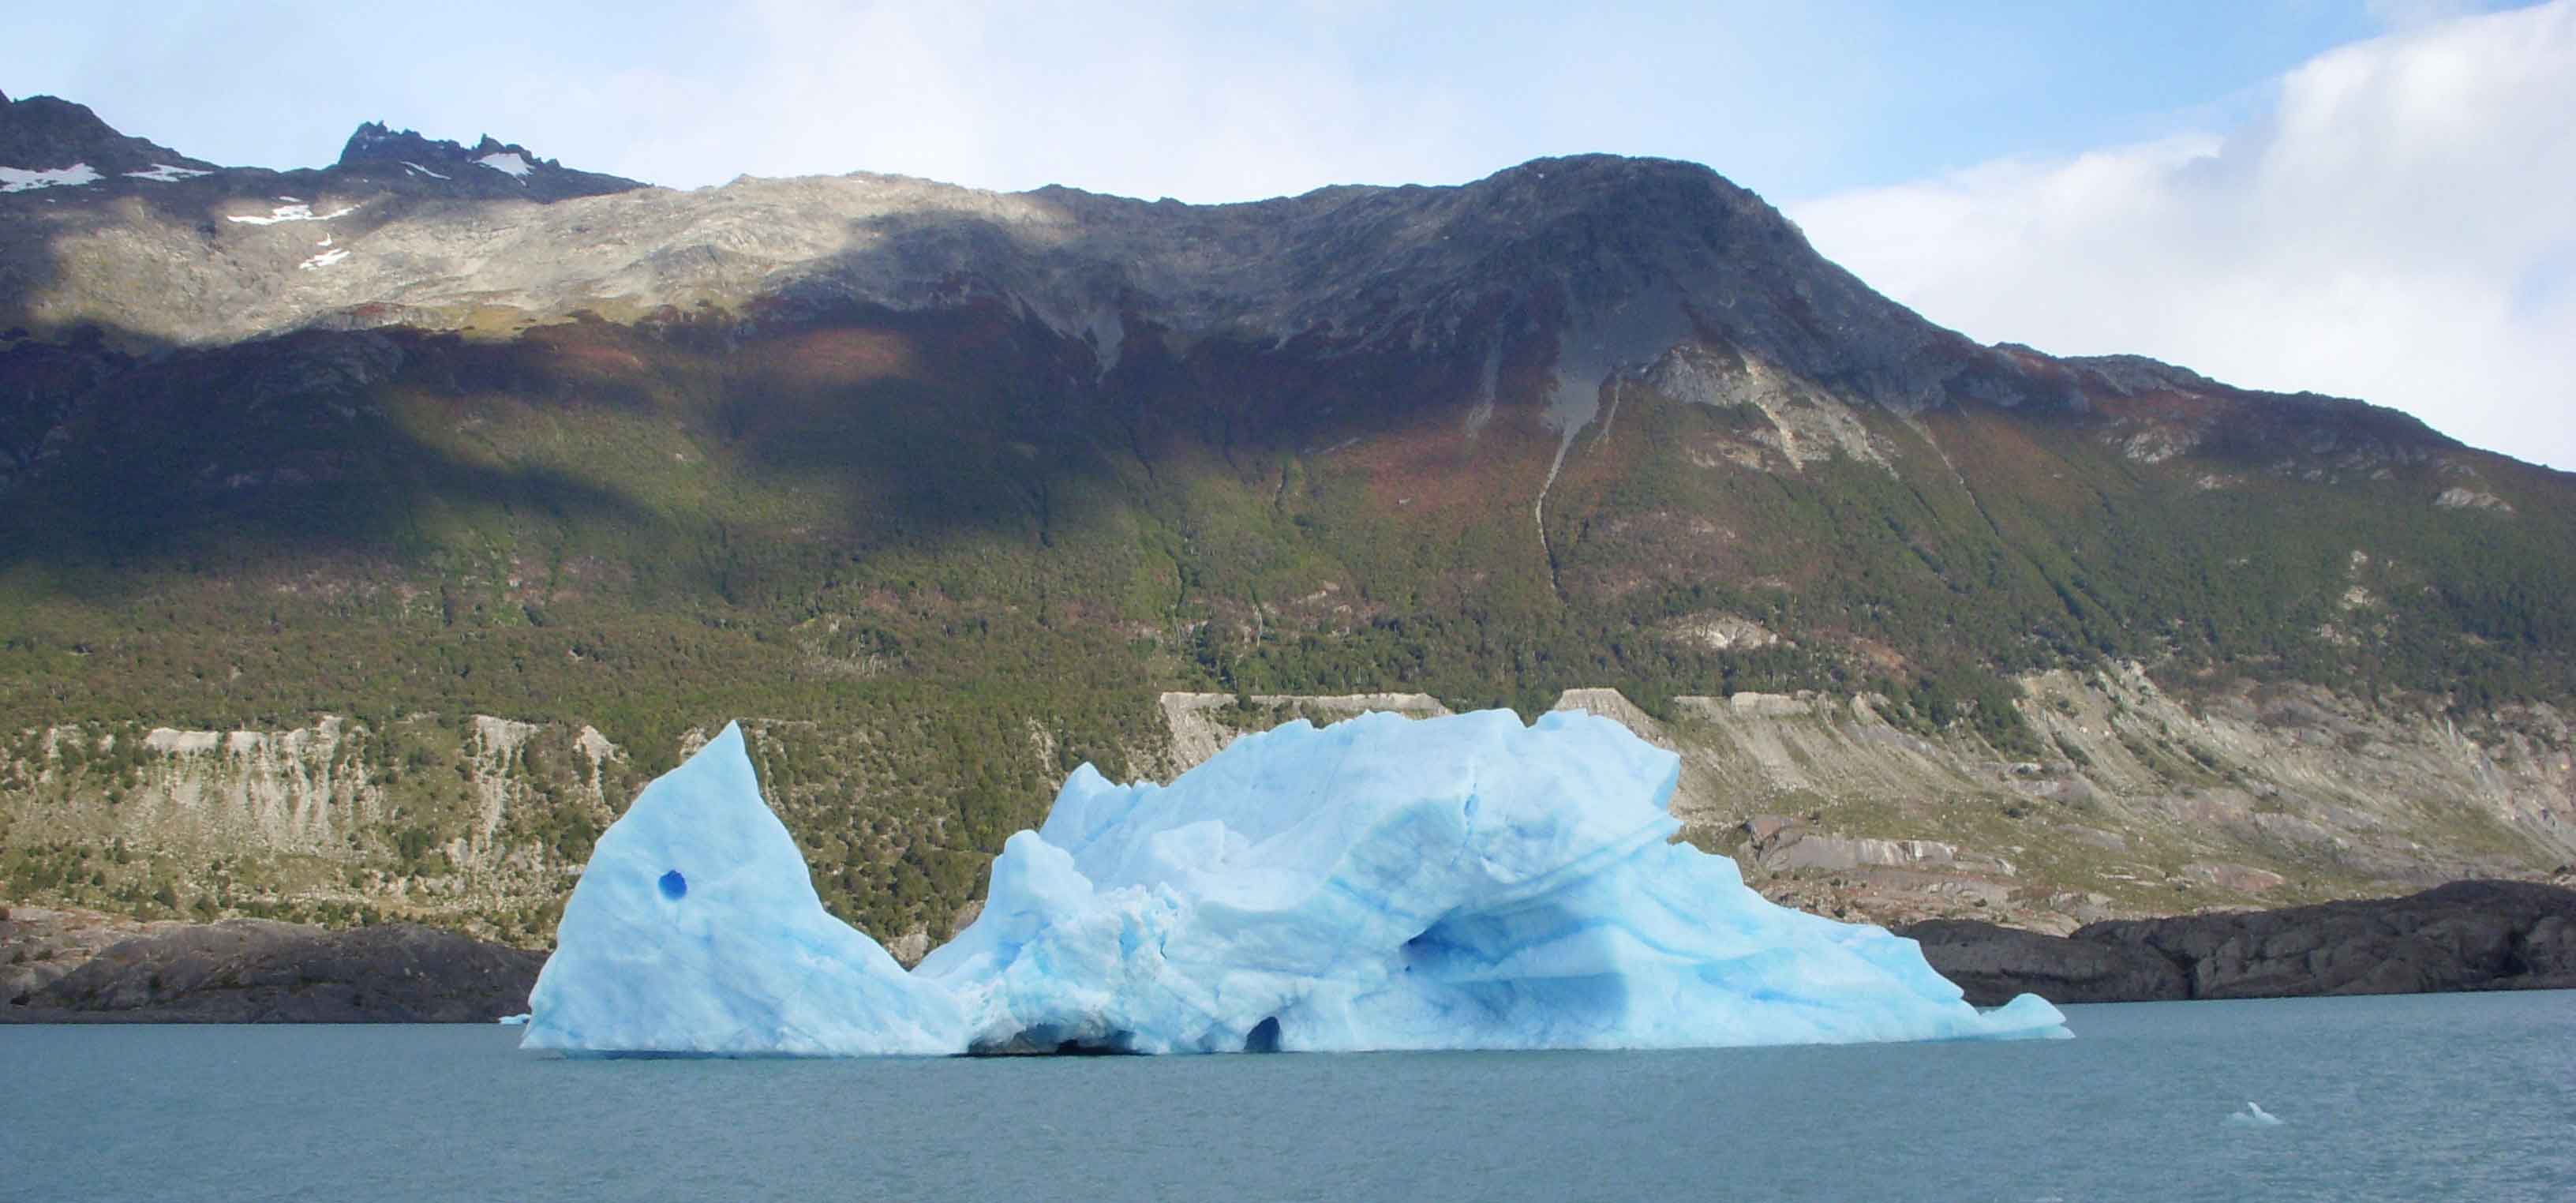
0,92,217,185
2,97,2570,953
333,121,648,202
0,92,639,206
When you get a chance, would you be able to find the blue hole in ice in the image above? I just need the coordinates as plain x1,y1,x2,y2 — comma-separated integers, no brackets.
658,870,687,901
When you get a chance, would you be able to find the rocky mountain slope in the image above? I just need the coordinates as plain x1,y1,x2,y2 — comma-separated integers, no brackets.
2,94,2570,953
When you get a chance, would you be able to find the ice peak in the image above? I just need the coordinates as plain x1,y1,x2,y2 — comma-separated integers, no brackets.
521,717,964,1056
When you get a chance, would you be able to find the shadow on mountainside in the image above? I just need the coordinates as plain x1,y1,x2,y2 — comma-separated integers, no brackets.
6,152,2570,624
0,320,661,587
0,191,1537,598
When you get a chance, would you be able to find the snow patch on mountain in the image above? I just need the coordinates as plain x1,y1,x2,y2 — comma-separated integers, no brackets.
1,163,101,193
229,200,360,226
476,152,532,179
124,163,212,183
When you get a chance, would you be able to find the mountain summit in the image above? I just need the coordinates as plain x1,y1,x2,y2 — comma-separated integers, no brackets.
335,121,643,200
0,92,215,184
0,98,640,210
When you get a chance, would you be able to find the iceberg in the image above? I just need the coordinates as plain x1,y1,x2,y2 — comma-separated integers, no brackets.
524,710,2069,1057
520,725,964,1055
2226,1101,2285,1127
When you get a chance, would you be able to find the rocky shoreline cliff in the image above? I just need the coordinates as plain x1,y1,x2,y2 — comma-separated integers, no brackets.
1902,879,2576,1006
2,904,537,1022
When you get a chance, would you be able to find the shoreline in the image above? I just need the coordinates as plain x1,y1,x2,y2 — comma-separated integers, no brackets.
9,878,2572,1025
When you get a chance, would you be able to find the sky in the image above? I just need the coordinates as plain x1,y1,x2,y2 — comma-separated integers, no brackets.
7,0,2569,469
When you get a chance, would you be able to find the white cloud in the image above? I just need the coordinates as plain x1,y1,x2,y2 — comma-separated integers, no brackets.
1790,2,2576,472
14,0,1859,205
484,0,1492,203
2366,0,2486,30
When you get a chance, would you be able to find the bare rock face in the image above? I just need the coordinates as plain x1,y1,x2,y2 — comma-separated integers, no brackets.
883,928,931,967
2,910,541,1023
331,120,646,204
0,905,157,1004
2077,879,2576,999
0,93,215,180
2178,862,2289,895
1899,919,2187,1006
1904,880,2576,1006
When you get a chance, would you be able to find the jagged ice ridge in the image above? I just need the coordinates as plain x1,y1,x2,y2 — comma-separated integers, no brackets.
521,711,2069,1056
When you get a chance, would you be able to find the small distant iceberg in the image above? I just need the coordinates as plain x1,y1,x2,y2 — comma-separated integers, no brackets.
496,1012,530,1026
2226,1100,2284,1127
521,711,2072,1056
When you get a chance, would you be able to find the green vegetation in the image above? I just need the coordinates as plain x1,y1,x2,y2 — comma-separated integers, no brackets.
2,310,2570,941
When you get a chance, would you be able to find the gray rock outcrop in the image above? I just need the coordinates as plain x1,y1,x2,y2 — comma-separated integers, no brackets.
1904,880,2576,1006
1900,919,2188,1005
3,913,541,1023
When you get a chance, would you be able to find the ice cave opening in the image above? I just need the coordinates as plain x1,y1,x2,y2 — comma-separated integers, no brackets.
1244,1017,1283,1053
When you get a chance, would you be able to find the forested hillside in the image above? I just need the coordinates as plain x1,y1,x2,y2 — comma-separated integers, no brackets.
3,94,2570,947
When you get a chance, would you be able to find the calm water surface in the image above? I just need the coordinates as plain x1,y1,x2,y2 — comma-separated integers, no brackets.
6,991,2572,1201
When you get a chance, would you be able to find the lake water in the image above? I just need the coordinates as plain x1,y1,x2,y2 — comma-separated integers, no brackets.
6,991,2571,1202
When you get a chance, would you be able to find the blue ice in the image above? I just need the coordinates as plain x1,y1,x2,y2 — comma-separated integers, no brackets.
519,724,964,1056
523,711,2069,1056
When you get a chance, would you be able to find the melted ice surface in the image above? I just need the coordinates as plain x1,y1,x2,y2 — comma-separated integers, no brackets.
526,712,2068,1057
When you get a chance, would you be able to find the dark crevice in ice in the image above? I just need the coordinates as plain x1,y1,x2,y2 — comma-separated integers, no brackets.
967,1024,1142,1056
1244,1015,1282,1053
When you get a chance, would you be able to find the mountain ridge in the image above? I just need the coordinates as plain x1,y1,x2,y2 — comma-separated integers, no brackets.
0,99,2533,443
4,107,2511,489
0,92,216,181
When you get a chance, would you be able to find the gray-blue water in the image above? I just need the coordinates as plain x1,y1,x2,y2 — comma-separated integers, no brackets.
6,992,2571,1202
